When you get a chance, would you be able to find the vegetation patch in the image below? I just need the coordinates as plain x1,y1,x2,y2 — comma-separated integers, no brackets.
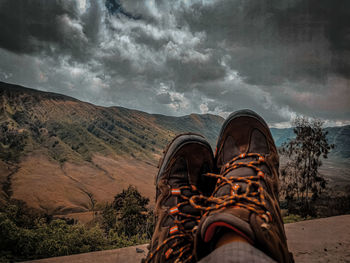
0,186,154,262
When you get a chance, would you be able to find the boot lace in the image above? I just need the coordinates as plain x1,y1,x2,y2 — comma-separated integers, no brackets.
189,153,272,224
144,185,202,263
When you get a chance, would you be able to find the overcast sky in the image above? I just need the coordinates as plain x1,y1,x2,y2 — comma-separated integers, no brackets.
0,0,349,127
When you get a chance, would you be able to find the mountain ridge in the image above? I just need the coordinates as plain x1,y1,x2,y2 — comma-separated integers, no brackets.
0,81,225,213
0,83,223,165
0,81,349,214
1,81,348,159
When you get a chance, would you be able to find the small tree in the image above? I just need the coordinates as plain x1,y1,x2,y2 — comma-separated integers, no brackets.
112,185,152,237
280,117,334,216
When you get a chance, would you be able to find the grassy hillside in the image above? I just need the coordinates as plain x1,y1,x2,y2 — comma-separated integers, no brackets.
0,81,223,165
0,81,349,214
0,82,224,213
1,81,348,165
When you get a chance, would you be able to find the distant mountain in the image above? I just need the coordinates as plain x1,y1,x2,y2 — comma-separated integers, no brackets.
263,126,350,192
270,128,296,147
321,126,350,159
271,126,350,159
0,81,349,215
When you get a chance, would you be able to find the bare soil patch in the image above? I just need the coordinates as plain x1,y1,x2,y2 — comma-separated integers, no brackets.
11,154,157,215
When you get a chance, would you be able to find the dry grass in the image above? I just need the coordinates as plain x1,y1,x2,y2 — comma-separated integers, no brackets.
11,154,157,216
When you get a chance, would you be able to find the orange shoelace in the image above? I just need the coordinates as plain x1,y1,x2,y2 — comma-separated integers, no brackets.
189,153,272,223
144,185,202,263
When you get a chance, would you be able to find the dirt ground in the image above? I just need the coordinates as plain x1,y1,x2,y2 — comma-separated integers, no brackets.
26,214,350,263
285,215,350,262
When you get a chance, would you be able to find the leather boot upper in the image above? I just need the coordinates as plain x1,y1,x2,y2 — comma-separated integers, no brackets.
193,110,293,263
145,134,215,263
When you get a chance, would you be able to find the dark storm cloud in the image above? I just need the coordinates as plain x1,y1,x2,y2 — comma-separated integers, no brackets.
155,92,172,104
165,54,226,89
0,0,349,126
181,0,350,85
105,0,141,20
81,1,102,44
0,0,82,54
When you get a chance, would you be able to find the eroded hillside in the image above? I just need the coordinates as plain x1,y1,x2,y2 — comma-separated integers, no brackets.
0,82,223,213
1,81,349,215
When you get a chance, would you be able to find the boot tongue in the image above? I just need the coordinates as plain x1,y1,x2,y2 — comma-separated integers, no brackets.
215,157,257,197
222,156,256,178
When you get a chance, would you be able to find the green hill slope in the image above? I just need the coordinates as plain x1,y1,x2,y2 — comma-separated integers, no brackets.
0,81,224,165
0,81,349,214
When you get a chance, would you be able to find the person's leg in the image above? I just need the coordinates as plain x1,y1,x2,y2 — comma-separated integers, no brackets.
198,229,277,263
199,242,277,263
192,110,293,262
214,230,248,248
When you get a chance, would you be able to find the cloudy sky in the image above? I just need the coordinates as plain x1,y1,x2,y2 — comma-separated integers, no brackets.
0,0,349,127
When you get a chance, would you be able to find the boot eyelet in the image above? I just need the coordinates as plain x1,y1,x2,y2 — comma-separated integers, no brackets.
261,223,270,230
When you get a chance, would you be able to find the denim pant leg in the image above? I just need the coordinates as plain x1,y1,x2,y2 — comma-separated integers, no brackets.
198,242,276,263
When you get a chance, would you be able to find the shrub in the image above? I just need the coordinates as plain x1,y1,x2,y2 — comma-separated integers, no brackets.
0,215,109,261
112,185,154,238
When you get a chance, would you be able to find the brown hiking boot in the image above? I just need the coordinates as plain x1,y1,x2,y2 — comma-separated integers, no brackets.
144,133,215,263
191,110,293,262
